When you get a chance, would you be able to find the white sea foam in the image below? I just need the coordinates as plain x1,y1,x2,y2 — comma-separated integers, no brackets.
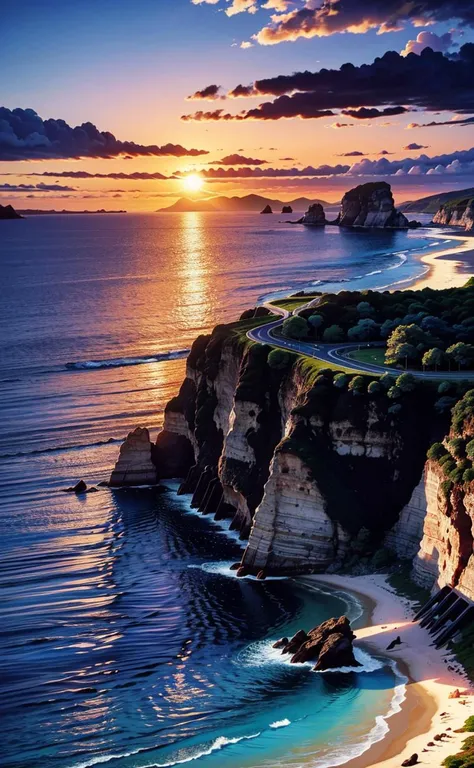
70,733,262,768
165,485,246,548
238,637,384,673
270,718,291,729
66,349,189,370
188,561,287,580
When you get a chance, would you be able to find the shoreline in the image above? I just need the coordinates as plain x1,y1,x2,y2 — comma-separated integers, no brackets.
301,574,473,768
409,233,474,290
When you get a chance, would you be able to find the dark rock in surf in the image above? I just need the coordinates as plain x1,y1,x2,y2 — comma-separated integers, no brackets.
386,636,402,650
63,479,88,494
260,205,272,214
272,637,289,649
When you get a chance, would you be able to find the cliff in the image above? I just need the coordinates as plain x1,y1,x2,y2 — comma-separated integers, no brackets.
143,322,446,574
337,182,411,229
111,301,474,600
433,198,474,231
400,186,474,214
298,203,327,227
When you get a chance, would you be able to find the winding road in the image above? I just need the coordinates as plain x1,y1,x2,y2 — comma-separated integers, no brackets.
247,300,474,380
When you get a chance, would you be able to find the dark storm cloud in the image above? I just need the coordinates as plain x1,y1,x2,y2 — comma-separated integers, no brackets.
408,116,474,127
341,106,407,119
254,0,474,45
183,45,474,121
0,182,76,192
208,153,267,164
187,84,224,100
23,171,173,180
0,108,208,160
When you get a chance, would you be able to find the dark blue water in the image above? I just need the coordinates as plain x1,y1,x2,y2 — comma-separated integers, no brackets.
0,211,447,768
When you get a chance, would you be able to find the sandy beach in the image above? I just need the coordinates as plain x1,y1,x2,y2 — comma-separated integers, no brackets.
412,234,474,290
303,574,473,768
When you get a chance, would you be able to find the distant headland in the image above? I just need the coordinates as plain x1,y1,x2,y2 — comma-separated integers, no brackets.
0,204,23,220
156,193,331,213
17,209,127,216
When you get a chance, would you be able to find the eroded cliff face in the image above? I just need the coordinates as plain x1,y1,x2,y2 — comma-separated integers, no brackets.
337,182,410,229
433,199,474,231
148,326,445,574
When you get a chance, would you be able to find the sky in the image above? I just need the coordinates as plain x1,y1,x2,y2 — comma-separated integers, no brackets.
2,0,474,210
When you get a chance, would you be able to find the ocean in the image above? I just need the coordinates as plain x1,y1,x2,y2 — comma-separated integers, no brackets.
0,211,450,768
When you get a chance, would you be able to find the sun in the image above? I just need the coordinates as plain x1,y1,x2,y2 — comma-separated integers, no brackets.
182,173,204,193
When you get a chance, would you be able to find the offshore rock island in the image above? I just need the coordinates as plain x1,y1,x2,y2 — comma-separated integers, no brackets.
112,282,474,621
293,181,419,229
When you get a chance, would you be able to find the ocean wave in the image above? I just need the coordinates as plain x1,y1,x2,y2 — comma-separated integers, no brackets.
0,436,120,459
269,719,291,729
66,349,189,371
238,638,384,673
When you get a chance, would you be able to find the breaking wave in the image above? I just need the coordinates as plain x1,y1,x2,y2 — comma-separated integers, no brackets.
66,349,189,370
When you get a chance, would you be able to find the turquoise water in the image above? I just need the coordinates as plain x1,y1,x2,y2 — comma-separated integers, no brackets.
0,211,448,768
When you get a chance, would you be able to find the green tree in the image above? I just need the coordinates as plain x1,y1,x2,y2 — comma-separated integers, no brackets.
334,373,349,389
282,315,308,340
308,314,324,337
387,385,401,399
385,324,433,367
396,373,416,392
322,324,345,343
368,380,382,395
448,437,465,458
427,442,447,461
380,373,396,390
268,349,292,370
348,375,366,394
466,439,474,460
438,381,452,394
422,347,446,371
347,318,380,341
447,342,474,370
356,301,374,317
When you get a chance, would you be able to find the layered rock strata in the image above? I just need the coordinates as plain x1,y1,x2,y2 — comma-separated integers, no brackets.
433,199,474,231
109,426,158,486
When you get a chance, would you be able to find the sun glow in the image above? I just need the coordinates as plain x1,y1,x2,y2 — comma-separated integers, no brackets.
182,174,204,193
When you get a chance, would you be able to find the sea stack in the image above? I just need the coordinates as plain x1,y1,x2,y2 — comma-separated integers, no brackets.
336,182,410,229
109,426,158,486
281,205,293,214
260,204,273,214
300,203,327,226
0,204,23,220
274,616,361,671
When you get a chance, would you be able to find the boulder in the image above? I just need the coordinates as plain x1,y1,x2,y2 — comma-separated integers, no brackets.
401,754,419,766
314,633,360,671
279,616,360,670
260,205,273,214
272,637,289,649
337,182,410,229
281,205,293,214
386,635,402,650
300,203,327,226
109,426,158,487
63,479,88,494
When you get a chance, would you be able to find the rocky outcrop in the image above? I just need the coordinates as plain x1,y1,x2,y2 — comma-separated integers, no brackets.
433,198,474,231
260,204,272,214
109,427,158,486
275,615,360,671
336,182,410,229
299,203,327,226
281,205,293,214
0,204,22,220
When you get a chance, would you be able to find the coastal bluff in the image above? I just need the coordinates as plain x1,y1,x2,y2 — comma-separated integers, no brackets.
433,197,474,231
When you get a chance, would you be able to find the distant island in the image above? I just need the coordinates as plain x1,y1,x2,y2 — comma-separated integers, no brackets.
17,208,127,216
156,193,331,213
400,186,474,214
0,204,23,220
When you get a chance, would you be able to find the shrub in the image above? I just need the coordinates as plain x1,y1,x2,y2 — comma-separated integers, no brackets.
427,442,447,461
439,453,454,466
380,373,396,390
463,468,474,483
282,315,309,340
442,458,457,476
322,324,345,343
368,380,382,395
438,381,452,394
396,373,416,392
387,385,402,400
334,373,349,389
448,437,465,458
348,375,366,394
267,349,292,370
466,440,474,460
440,480,453,499
435,396,457,413
449,467,464,483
